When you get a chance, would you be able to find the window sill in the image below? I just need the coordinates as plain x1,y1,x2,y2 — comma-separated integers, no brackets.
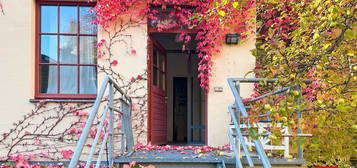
29,99,96,103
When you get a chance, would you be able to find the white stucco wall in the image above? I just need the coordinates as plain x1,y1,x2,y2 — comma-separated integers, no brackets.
207,37,256,146
0,0,36,133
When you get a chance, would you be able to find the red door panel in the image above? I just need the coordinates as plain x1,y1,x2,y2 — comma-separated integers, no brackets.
149,36,167,145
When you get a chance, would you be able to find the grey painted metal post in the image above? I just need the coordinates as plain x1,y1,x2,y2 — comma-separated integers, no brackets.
95,132,109,168
122,100,134,153
121,126,125,154
229,106,254,167
229,129,243,168
297,86,303,159
108,84,114,166
69,77,110,168
128,100,134,153
84,106,109,168
235,81,241,161
254,140,271,168
227,79,248,117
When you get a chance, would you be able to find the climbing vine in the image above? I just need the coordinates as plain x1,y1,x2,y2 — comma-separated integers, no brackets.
91,0,256,90
0,1,4,15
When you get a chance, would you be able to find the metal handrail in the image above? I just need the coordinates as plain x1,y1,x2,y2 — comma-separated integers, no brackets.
227,78,270,168
229,106,254,168
227,78,312,168
68,76,133,168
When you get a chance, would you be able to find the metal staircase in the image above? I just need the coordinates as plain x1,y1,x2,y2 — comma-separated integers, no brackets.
66,76,311,168
227,78,312,168
69,76,134,168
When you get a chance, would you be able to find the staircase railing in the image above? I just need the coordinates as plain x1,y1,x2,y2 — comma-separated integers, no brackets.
227,78,312,168
69,76,134,168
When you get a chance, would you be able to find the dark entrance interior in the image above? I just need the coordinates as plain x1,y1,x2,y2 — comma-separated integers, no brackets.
150,33,206,145
173,77,188,143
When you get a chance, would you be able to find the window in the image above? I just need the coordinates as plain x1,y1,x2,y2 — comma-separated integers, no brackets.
152,46,166,90
36,2,97,99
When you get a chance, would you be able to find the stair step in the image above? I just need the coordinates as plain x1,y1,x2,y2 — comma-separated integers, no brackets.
114,158,304,168
113,150,303,164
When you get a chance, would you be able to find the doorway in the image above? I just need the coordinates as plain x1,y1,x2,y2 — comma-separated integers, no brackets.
173,77,187,143
148,33,206,145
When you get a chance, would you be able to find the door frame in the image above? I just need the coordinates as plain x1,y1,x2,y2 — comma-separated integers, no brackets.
147,28,208,145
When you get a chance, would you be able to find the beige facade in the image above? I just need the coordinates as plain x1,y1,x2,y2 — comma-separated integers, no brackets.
0,0,36,133
207,38,256,146
0,0,255,156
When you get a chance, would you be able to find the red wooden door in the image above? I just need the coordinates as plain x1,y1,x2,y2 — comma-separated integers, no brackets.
149,37,167,145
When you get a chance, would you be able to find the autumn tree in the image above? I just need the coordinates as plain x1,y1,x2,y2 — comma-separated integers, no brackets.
253,0,356,166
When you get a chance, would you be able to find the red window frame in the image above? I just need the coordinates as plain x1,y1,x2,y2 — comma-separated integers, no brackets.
35,1,97,100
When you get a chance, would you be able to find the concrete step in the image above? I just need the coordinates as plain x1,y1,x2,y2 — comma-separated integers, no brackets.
114,162,306,168
114,150,304,168
114,162,225,168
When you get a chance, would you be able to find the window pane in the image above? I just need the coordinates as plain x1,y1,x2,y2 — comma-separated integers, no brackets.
60,66,78,94
60,6,78,34
80,66,97,94
153,47,158,66
80,7,97,34
40,65,57,93
60,35,78,64
162,72,165,90
41,35,58,63
159,52,165,71
80,36,97,64
41,6,58,33
153,67,158,86
159,71,163,89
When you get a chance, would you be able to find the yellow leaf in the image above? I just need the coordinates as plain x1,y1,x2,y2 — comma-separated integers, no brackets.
218,10,226,17
313,33,320,40
351,101,356,107
214,2,220,8
347,51,355,57
347,9,352,15
323,43,331,49
222,0,229,5
232,2,239,9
